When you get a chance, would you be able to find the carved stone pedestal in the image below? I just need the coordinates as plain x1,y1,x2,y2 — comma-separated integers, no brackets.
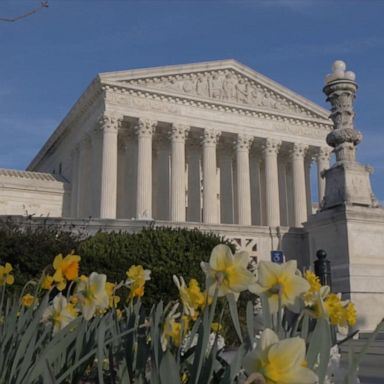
321,160,377,209
305,205,384,331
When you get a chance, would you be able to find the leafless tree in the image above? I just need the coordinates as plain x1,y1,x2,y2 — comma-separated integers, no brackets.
0,2,48,23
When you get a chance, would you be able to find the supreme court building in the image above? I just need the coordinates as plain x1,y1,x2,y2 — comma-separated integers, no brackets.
3,60,332,227
2,60,384,330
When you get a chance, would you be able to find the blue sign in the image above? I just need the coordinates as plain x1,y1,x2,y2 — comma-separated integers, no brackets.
271,250,284,264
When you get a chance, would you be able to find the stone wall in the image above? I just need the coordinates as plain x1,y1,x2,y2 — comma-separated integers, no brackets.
0,169,70,217
0,215,307,265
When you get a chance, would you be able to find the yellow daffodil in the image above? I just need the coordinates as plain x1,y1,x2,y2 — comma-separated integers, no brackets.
160,303,190,351
173,276,205,319
105,281,121,308
0,263,14,286
211,322,223,333
41,275,54,290
21,293,36,308
161,304,181,351
318,293,357,335
250,260,310,314
126,265,151,299
303,271,357,334
53,253,81,291
303,270,321,306
201,244,256,300
243,328,318,384
42,293,78,334
75,272,109,320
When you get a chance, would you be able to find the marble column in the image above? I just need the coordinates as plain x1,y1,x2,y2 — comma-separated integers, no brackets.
135,118,156,219
170,124,189,222
291,143,308,227
218,142,234,224
77,134,92,217
236,134,253,225
70,145,79,217
263,138,281,227
99,114,119,219
154,136,170,220
187,141,201,222
202,128,221,224
305,154,313,217
91,129,102,217
117,136,129,218
317,147,331,206
278,158,289,226
250,153,263,225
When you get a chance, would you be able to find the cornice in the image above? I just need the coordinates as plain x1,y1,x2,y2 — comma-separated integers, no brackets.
27,60,334,171
102,82,333,131
99,59,330,119
27,77,104,170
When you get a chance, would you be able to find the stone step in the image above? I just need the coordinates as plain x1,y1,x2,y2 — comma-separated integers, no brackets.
359,331,384,341
339,339,384,356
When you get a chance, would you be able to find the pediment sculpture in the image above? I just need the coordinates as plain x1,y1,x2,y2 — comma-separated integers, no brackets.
121,69,321,119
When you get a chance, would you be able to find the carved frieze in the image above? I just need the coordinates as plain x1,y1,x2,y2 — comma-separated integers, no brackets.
122,69,321,119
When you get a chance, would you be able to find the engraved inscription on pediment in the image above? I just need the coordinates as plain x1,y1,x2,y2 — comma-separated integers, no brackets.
121,69,319,118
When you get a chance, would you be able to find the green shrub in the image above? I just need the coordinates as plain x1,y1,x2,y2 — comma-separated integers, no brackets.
78,226,235,306
0,222,234,306
0,221,81,291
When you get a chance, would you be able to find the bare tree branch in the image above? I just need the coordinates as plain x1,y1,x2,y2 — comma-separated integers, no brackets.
0,2,48,23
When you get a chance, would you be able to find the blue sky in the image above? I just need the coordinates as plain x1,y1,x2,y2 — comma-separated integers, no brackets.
1,0,384,201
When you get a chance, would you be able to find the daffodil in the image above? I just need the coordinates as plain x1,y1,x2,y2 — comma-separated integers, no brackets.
105,281,121,308
161,303,181,351
41,275,54,290
161,303,190,351
173,276,205,319
250,260,310,313
53,253,81,291
303,270,322,306
0,263,14,286
243,328,318,384
201,244,256,300
42,293,78,334
318,293,357,335
21,293,36,308
126,265,151,299
75,272,109,320
303,271,357,334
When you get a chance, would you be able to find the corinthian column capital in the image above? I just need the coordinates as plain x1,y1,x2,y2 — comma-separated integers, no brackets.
201,128,221,146
170,123,190,142
290,143,308,159
262,138,281,155
317,146,332,161
135,118,157,137
235,134,253,151
98,113,121,132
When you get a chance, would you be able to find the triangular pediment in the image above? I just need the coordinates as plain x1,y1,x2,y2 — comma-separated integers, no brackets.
98,60,331,121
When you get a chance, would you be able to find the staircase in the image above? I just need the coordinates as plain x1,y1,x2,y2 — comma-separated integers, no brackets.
339,332,384,383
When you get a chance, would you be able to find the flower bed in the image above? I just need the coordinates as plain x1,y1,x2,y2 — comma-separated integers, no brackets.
0,244,382,383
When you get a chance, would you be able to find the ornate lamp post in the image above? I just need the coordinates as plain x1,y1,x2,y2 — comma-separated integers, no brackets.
321,61,378,209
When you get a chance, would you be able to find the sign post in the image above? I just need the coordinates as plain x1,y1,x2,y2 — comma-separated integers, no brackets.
270,250,284,264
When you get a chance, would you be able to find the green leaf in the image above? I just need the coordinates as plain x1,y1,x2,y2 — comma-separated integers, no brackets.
226,294,243,343
246,301,254,347
159,350,180,384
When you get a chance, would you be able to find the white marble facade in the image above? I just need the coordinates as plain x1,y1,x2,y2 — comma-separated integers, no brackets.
25,60,333,226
